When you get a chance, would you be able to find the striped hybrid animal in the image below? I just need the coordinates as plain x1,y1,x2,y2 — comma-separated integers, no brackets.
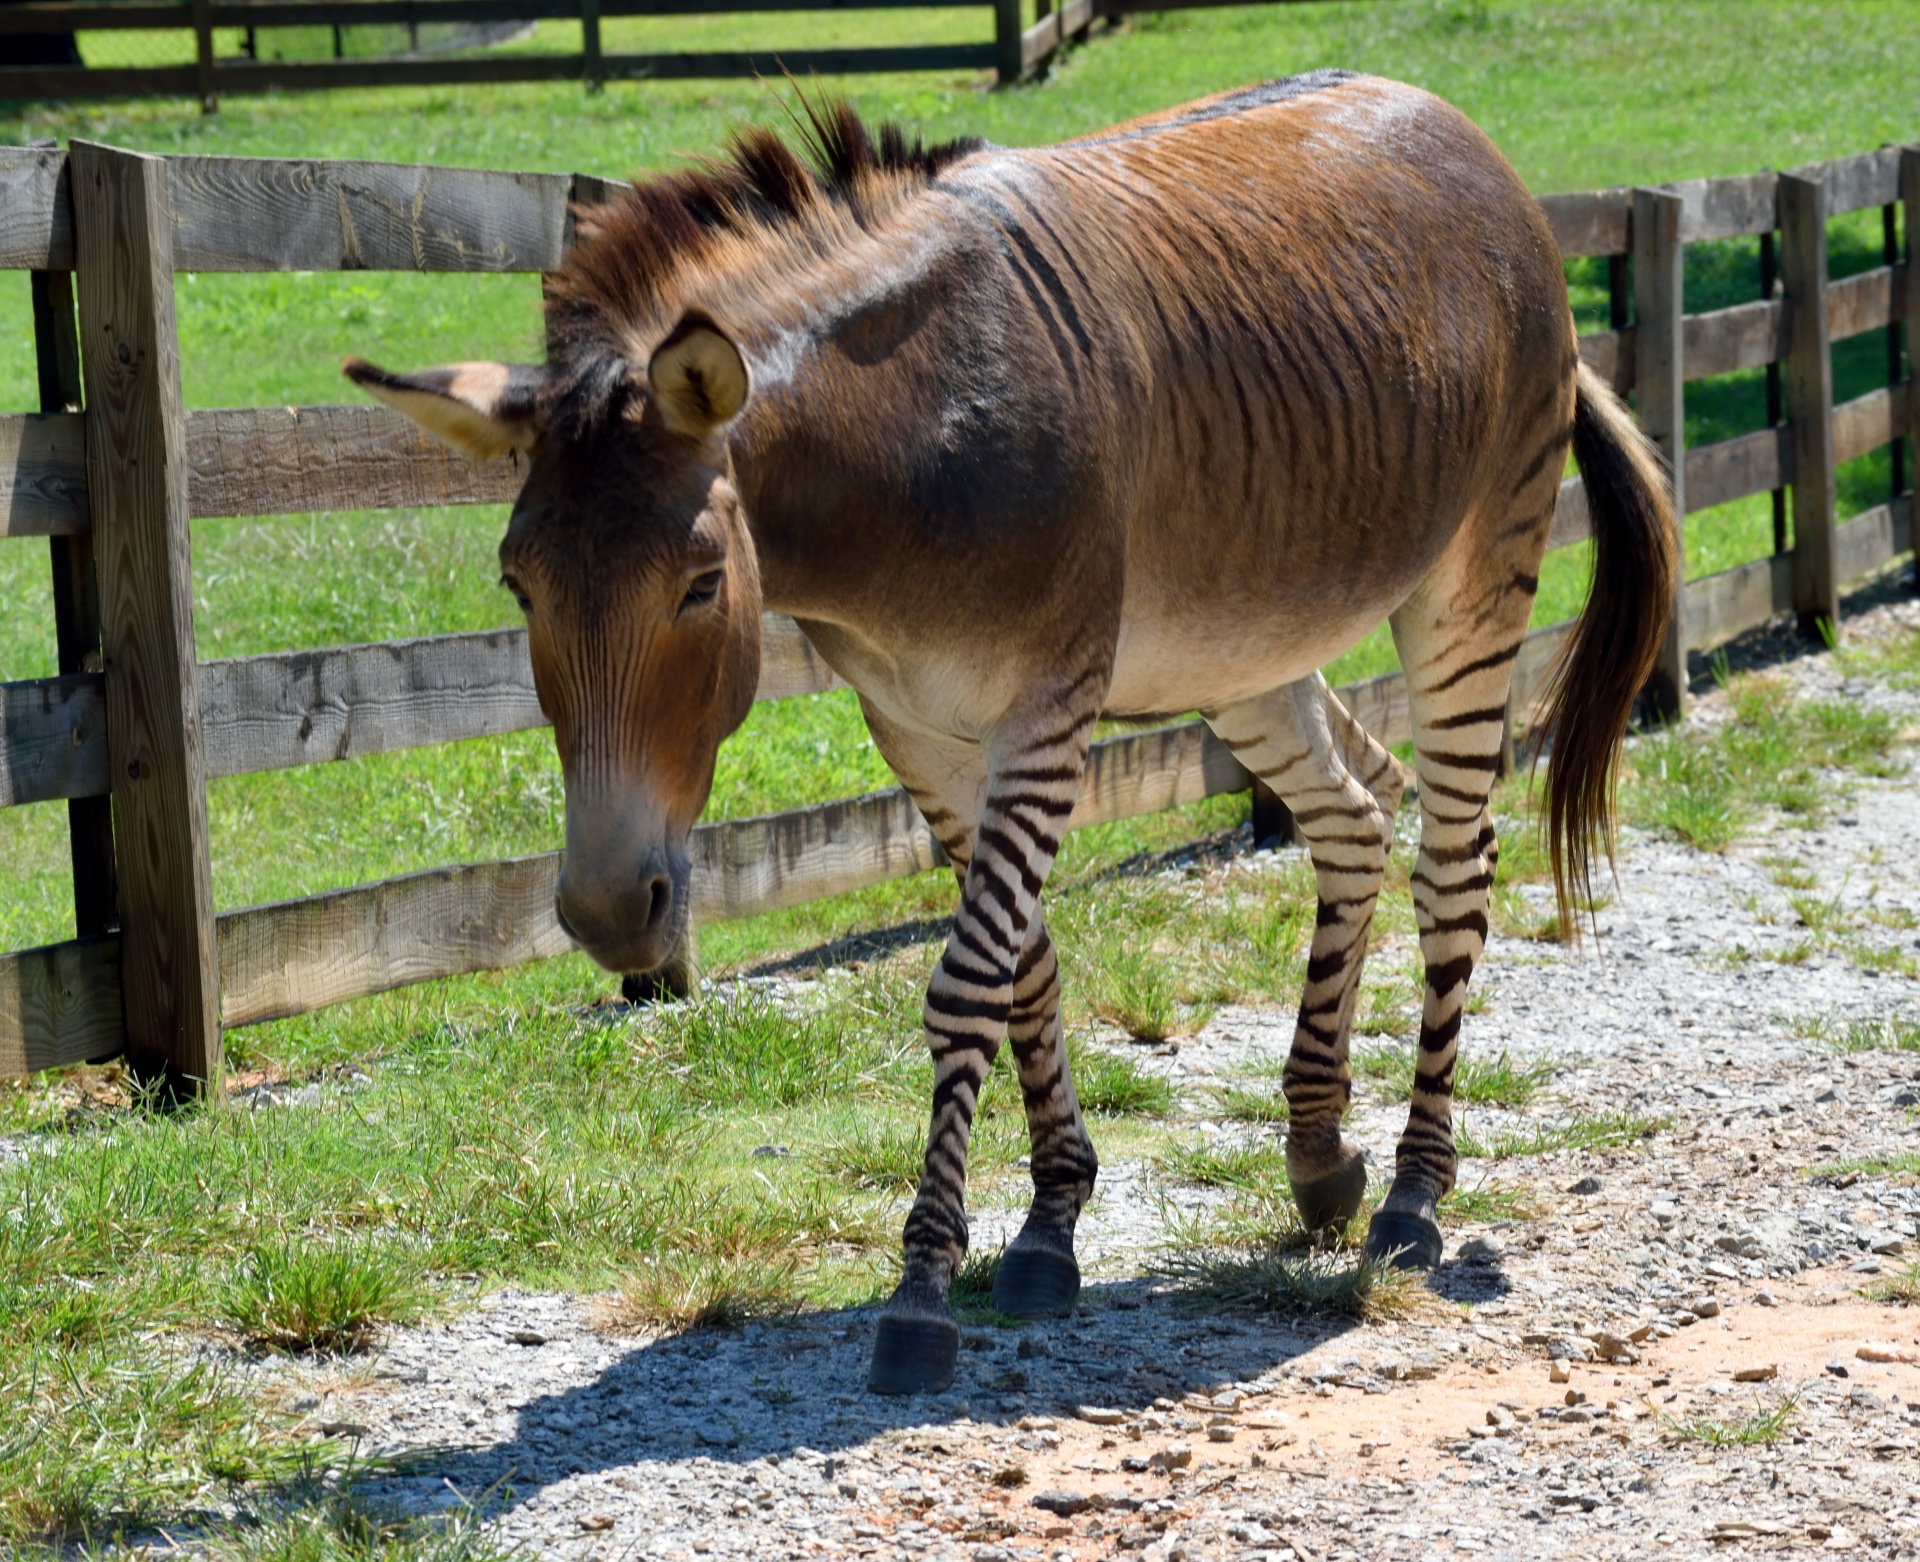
347,71,1676,1395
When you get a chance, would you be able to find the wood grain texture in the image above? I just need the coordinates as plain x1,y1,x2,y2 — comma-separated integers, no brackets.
0,146,73,270
1686,424,1793,514
71,141,222,1092
1816,146,1902,219
217,853,572,1027
0,935,124,1077
1547,474,1590,551
1907,152,1920,487
1832,382,1911,467
0,674,108,808
1667,170,1779,243
1634,186,1688,718
1537,189,1630,258
1683,297,1786,382
0,412,88,537
1577,327,1634,394
164,154,573,273
1686,551,1791,653
1780,172,1840,636
1833,495,1911,586
186,404,527,516
1827,263,1907,343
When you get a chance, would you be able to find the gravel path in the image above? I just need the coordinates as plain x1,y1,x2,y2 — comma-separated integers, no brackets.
241,605,1920,1562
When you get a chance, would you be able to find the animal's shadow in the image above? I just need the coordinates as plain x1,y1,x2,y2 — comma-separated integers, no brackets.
372,1253,1510,1514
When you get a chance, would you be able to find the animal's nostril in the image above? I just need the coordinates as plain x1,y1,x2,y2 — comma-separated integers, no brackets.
639,875,672,935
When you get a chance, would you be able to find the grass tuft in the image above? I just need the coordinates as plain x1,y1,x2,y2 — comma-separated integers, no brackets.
1152,1244,1417,1321
207,1478,517,1561
1864,1258,1920,1305
1354,1045,1558,1108
1437,1184,1543,1224
1660,1397,1797,1446
1216,1084,1290,1124
605,1253,800,1333
1156,1137,1288,1191
218,1240,429,1354
1457,1111,1668,1160
1066,1040,1174,1117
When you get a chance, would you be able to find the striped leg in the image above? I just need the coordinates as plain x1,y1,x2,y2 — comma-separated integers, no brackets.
1366,539,1543,1269
863,695,1095,1395
993,912,1098,1318
1206,676,1405,1232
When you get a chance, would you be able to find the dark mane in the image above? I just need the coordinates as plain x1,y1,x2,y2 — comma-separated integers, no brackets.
544,97,983,425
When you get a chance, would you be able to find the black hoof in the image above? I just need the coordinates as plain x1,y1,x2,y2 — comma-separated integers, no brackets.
1365,1209,1444,1271
992,1246,1080,1318
867,1314,959,1396
1291,1154,1368,1231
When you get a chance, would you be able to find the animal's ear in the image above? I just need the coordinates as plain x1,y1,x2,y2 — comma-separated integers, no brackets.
342,358,542,461
647,313,750,439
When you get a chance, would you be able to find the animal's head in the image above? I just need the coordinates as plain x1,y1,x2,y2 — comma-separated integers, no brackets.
344,313,762,976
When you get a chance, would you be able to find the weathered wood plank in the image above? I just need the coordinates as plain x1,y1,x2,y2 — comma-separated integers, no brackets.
1816,146,1902,219
1907,153,1920,499
1538,189,1630,258
1781,171,1840,638
1577,327,1634,394
1634,186,1688,718
1827,263,1907,343
216,853,572,1028
1068,720,1245,831
0,146,73,271
164,154,574,273
1683,297,1786,381
1685,424,1792,514
1831,381,1910,466
1685,551,1791,653
1833,495,1912,586
71,141,222,1093
0,675,106,809
1339,667,1411,750
186,404,527,516
1547,475,1590,552
1668,170,1778,243
0,936,124,1077
0,413,87,537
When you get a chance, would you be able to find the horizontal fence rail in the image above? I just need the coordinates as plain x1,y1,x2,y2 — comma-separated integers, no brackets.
1,136,1916,1089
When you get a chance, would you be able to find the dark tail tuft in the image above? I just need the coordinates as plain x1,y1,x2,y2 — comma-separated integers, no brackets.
1536,361,1678,936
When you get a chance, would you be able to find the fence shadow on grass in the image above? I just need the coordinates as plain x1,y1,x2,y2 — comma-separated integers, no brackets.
355,1267,1511,1517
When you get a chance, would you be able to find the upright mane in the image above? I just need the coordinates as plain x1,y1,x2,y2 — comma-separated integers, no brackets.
543,97,984,428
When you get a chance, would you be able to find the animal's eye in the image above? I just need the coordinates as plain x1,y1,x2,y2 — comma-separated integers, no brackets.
681,569,724,612
500,575,533,615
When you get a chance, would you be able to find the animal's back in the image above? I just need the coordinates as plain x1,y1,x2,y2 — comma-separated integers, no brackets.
933,73,1573,711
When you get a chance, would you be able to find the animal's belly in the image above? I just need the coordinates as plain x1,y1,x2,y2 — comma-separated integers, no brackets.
1103,602,1387,718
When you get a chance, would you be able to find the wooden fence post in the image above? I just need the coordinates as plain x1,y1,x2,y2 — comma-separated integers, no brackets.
31,267,120,944
580,0,603,92
1633,186,1687,720
192,0,217,112
994,0,1022,84
1780,171,1839,642
70,143,223,1097
1903,147,1920,561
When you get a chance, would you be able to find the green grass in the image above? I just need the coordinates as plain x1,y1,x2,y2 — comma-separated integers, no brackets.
1156,1136,1289,1191
1809,1152,1920,1182
217,1239,431,1353
1456,1110,1668,1160
1797,1013,1920,1054
1660,1397,1797,1447
1353,1044,1558,1108
1623,674,1905,852
1151,1243,1415,1321
1865,1258,1920,1306
4,1,1920,1544
1437,1184,1542,1224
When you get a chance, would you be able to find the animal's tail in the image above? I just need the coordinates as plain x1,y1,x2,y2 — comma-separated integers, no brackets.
1536,359,1679,933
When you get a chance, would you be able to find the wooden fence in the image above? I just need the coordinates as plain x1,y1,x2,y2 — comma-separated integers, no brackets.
0,138,1915,1092
0,0,1223,104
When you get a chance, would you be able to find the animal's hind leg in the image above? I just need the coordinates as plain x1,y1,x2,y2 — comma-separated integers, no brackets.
992,909,1098,1318
1367,546,1541,1270
1207,676,1405,1233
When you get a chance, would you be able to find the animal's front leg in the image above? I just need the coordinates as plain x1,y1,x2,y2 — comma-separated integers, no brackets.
993,912,1097,1318
867,702,1094,1396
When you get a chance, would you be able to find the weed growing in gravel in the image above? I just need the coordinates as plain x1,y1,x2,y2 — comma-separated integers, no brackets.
1152,1244,1417,1321
1216,1084,1290,1124
1661,1397,1797,1446
1156,1137,1288,1191
1437,1184,1544,1223
1624,676,1903,850
1865,1258,1920,1305
1353,1045,1558,1108
1457,1111,1668,1159
1797,1012,1920,1053
1065,1039,1174,1118
1809,1152,1920,1182
809,1117,926,1192
605,1253,802,1333
218,1240,430,1353
205,1473,516,1562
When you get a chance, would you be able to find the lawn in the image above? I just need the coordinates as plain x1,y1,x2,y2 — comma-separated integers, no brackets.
1,1,1918,1548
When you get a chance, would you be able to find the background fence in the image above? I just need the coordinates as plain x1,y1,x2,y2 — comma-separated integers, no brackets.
0,137,1915,1093
0,0,1213,104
